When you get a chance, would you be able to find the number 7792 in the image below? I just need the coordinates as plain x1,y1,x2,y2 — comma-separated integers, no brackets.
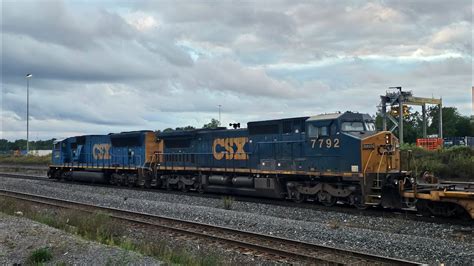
310,138,340,149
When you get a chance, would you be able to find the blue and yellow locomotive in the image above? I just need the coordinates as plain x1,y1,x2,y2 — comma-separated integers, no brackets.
49,111,401,208
48,111,474,218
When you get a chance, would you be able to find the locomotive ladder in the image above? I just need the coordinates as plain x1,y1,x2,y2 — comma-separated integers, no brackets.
366,175,383,205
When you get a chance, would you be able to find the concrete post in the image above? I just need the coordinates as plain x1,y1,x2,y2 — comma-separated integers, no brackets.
422,104,427,138
399,96,404,144
438,100,443,139
381,97,387,131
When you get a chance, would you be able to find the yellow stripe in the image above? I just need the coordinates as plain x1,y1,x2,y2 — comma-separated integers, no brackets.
49,164,362,178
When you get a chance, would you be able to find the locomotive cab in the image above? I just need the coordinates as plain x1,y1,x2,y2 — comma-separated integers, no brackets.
305,112,377,175
300,112,402,207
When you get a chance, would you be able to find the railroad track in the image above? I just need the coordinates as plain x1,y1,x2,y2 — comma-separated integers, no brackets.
1,171,471,226
0,189,420,265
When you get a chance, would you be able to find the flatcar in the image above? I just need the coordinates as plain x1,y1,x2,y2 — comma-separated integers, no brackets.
48,111,474,219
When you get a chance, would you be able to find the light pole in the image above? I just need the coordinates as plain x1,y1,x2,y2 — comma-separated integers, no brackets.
26,73,32,155
218,104,222,125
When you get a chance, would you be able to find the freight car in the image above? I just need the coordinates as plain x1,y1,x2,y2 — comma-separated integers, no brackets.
48,111,474,219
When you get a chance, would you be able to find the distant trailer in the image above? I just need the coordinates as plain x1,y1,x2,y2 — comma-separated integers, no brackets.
443,136,474,148
416,138,443,150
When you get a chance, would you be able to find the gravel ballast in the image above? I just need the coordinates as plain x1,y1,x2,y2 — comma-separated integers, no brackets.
0,212,161,265
1,176,473,264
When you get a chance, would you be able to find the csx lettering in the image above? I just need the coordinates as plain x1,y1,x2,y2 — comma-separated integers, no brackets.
93,144,111,159
213,137,248,160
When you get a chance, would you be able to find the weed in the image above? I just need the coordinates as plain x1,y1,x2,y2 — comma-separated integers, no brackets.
28,247,53,264
0,197,223,266
400,145,474,181
222,196,234,210
327,220,340,229
119,238,136,251
0,198,17,214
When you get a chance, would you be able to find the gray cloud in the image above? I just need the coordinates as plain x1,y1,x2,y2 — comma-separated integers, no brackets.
1,0,472,140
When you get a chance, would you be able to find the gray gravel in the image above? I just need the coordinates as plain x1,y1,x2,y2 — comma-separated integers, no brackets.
0,212,161,265
1,176,473,265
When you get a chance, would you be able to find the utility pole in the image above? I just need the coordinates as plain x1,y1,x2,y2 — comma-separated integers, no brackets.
398,94,403,144
26,73,32,155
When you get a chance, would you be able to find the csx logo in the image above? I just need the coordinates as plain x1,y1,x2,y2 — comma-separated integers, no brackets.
93,144,111,160
213,137,248,160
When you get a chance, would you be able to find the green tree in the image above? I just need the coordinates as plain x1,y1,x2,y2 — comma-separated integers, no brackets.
429,106,472,137
454,116,472,136
375,108,423,143
403,110,423,143
202,118,221,129
377,106,473,143
175,125,196,131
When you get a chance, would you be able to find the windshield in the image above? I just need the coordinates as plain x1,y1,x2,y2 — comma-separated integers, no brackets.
365,122,376,131
341,122,364,131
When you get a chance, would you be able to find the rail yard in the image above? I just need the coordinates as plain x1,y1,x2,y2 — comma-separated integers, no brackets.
1,110,473,265
45,111,474,219
2,109,474,265
2,1,473,264
0,168,473,264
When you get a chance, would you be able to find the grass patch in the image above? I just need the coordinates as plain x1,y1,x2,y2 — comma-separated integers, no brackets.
222,196,234,210
28,247,53,264
0,155,51,165
0,196,222,266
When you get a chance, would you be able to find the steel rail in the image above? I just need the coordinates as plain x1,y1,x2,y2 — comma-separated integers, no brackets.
2,172,472,227
0,189,420,265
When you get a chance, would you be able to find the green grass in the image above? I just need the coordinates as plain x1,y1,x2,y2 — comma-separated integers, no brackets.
0,197,222,266
28,247,53,264
222,196,234,210
0,155,51,165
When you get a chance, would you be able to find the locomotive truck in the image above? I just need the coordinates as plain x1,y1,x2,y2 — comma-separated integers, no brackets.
48,111,474,219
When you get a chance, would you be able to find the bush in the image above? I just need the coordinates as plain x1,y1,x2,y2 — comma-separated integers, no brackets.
401,146,474,181
0,155,51,165
28,247,53,264
222,196,234,210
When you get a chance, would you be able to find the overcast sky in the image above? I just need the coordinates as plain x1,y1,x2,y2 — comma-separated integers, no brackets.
1,0,472,141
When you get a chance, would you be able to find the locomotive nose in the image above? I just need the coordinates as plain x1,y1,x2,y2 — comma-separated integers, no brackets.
361,132,400,174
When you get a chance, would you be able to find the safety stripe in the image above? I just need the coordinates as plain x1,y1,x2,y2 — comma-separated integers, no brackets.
49,164,362,178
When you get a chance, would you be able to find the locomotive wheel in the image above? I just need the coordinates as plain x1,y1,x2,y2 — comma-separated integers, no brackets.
144,179,152,189
137,178,146,188
179,181,189,192
292,192,306,203
350,194,367,210
354,202,367,210
318,191,336,207
197,185,205,194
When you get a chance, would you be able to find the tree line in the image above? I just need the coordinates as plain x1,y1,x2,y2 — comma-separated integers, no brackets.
0,119,223,151
0,139,55,151
1,109,472,151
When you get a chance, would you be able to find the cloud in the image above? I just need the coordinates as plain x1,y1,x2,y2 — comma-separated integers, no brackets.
1,0,472,140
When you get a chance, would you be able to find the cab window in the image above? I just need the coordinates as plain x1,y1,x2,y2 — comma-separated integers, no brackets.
320,126,329,136
331,123,337,134
308,124,319,138
365,122,376,131
341,121,364,131
308,124,329,137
